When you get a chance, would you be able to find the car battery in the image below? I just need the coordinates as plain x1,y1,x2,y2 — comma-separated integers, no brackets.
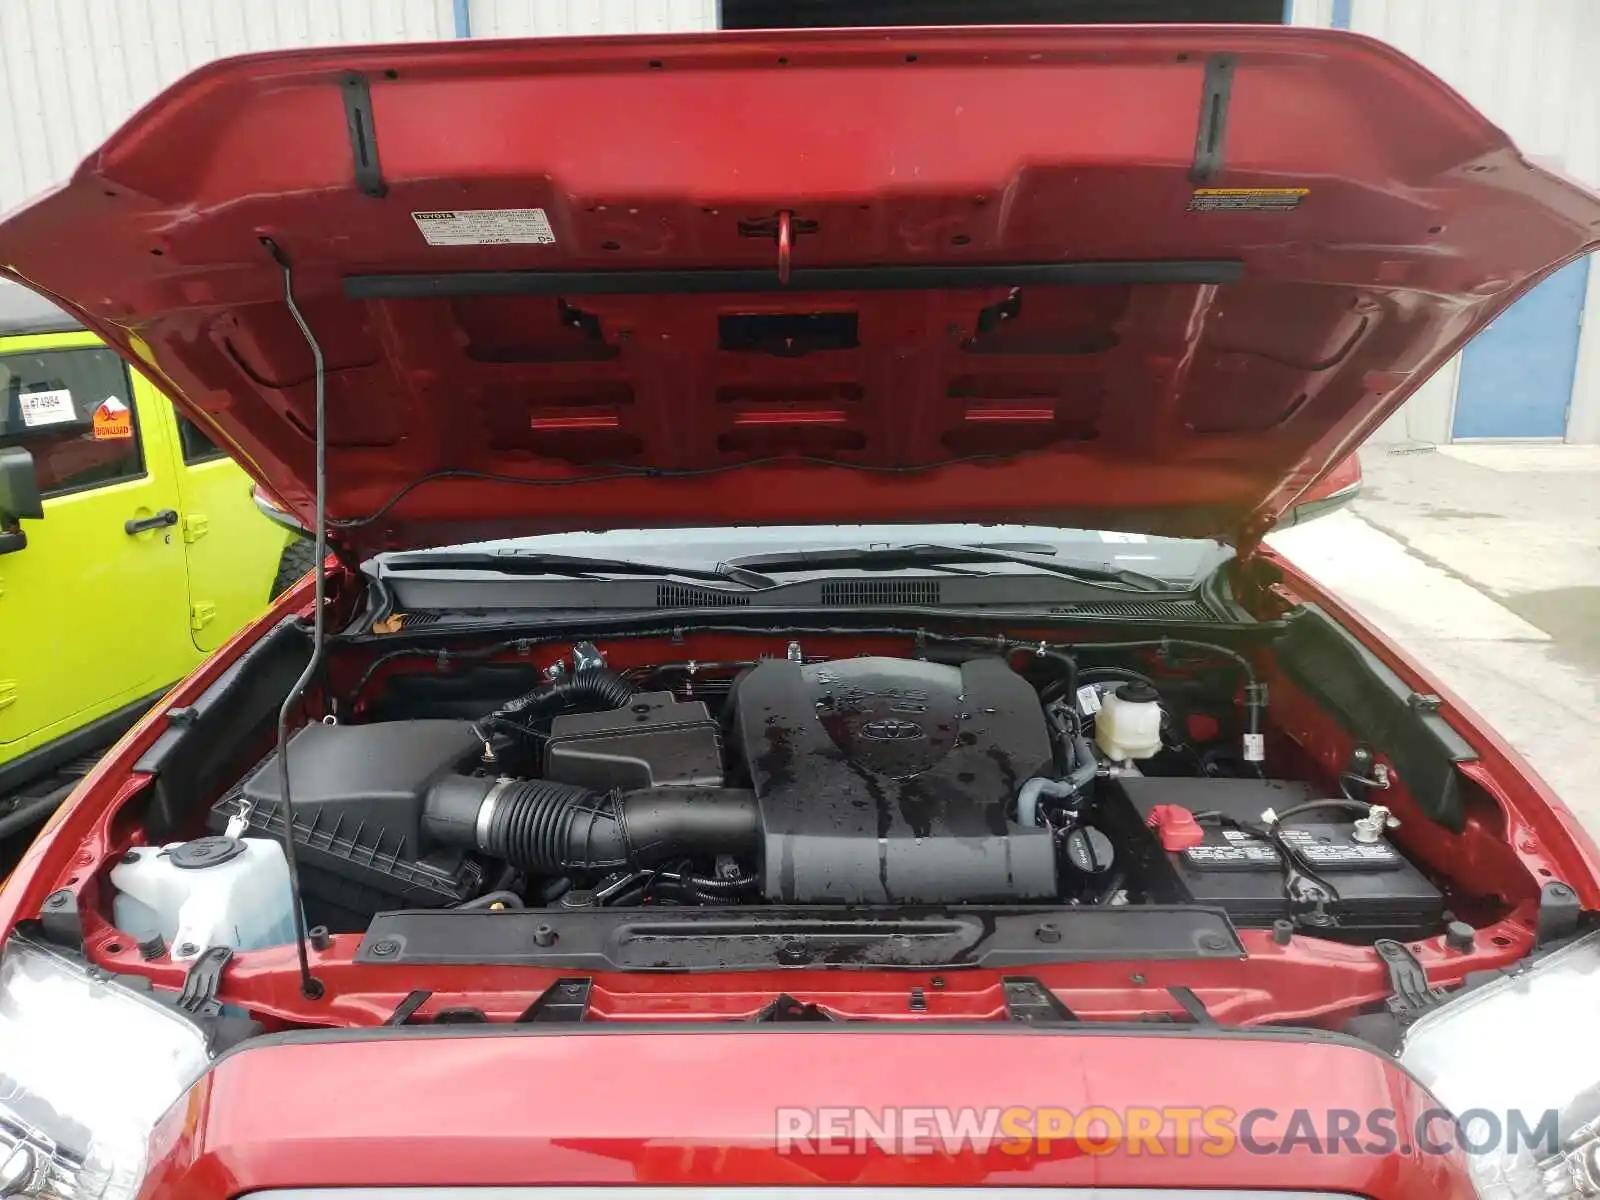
1101,775,1444,939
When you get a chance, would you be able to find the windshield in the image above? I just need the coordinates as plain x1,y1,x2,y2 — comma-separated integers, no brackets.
379,524,1230,585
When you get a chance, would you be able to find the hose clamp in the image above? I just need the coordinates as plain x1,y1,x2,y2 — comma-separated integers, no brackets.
475,777,516,849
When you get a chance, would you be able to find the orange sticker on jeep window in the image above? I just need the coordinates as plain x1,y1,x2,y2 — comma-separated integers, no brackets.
92,396,133,441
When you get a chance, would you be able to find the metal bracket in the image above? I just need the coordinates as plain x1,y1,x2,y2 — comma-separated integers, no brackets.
339,71,387,198
1002,976,1078,1024
1375,939,1447,1023
753,993,835,1022
177,946,233,1015
1536,880,1582,947
1189,53,1235,182
516,977,592,1023
385,989,432,1026
37,890,83,952
1167,985,1214,1025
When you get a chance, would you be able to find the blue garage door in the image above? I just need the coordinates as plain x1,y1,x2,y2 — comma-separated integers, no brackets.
1453,255,1589,439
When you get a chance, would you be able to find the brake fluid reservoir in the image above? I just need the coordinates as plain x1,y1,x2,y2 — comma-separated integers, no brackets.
110,836,296,961
1094,681,1163,761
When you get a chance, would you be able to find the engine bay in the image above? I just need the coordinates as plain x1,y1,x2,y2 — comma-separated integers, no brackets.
55,607,1585,1038
191,637,1445,943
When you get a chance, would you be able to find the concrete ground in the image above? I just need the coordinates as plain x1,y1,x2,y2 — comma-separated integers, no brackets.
1267,444,1600,832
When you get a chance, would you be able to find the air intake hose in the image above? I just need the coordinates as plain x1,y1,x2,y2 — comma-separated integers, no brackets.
424,775,760,873
472,667,634,741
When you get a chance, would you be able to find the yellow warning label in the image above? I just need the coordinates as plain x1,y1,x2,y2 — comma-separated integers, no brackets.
1189,188,1309,213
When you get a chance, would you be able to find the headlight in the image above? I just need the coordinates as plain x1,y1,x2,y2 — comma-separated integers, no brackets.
0,937,210,1199
1400,929,1600,1199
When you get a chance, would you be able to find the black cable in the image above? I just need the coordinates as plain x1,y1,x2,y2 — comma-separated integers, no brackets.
1078,666,1162,691
1096,868,1127,907
346,637,540,708
1191,809,1342,912
1268,799,1371,824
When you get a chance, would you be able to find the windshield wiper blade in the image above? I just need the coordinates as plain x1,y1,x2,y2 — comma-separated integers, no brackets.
383,550,776,589
720,543,1180,592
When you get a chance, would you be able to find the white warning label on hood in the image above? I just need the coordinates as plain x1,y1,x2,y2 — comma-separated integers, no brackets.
411,208,556,246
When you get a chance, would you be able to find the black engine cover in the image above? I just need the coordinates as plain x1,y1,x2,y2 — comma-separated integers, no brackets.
732,656,1057,903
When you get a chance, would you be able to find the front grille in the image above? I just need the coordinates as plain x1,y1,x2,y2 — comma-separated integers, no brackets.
820,579,942,606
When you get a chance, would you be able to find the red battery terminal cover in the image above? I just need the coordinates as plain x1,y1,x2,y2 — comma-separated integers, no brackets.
1145,804,1206,852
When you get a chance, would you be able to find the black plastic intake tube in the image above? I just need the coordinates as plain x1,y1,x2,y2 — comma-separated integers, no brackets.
423,775,761,874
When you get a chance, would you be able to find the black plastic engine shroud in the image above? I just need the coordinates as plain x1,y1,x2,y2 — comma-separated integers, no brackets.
731,655,1057,903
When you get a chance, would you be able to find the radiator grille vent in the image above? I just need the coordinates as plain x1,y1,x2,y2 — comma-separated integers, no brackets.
819,579,942,606
656,583,752,608
1048,599,1216,622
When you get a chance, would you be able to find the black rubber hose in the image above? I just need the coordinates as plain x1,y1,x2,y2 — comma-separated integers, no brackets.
0,780,76,842
497,668,632,722
424,776,760,874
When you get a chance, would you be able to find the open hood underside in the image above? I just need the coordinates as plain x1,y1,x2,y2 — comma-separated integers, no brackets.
2,25,1598,557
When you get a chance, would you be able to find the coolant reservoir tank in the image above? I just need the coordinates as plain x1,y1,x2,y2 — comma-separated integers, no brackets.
1094,681,1163,761
110,836,296,962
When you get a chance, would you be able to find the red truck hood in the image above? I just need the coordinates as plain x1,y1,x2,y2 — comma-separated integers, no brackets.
2,25,1598,557
142,1027,1474,1196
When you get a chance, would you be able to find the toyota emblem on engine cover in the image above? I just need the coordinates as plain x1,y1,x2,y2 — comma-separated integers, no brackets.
860,718,925,741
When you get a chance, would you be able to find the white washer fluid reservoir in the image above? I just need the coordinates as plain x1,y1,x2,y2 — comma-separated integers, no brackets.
110,835,296,961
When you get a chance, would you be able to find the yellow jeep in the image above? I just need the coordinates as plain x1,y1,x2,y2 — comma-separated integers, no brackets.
0,283,307,831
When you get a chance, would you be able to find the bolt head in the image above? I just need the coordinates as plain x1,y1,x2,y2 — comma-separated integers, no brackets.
370,939,398,958
1035,922,1061,944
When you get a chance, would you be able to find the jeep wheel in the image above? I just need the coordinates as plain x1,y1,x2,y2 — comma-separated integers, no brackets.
269,537,318,600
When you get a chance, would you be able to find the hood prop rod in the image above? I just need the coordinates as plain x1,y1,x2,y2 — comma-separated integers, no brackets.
262,236,326,1001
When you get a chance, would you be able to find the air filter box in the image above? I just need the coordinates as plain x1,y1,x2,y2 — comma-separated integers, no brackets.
208,720,485,916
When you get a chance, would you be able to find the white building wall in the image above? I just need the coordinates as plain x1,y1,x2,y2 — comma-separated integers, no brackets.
471,0,717,39
1291,0,1600,444
0,0,715,215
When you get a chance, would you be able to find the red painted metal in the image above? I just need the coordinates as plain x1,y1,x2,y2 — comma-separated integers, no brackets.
1,27,1597,556
136,1027,1477,1197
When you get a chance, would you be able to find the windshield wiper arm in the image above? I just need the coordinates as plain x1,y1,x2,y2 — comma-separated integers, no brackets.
720,543,1180,592
383,550,776,589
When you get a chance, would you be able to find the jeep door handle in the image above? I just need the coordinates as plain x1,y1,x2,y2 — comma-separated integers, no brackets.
125,508,179,535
